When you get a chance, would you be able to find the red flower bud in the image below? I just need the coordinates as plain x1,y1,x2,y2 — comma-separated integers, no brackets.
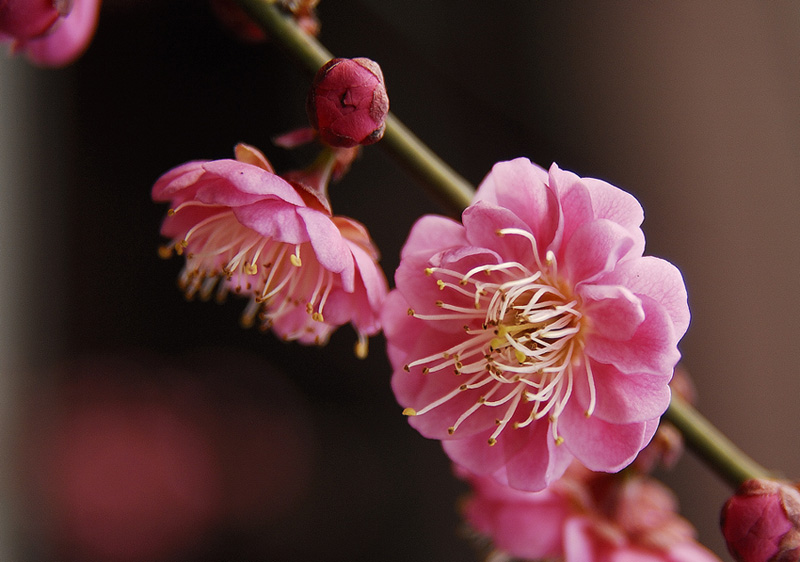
721,479,800,562
306,57,389,148
0,0,65,40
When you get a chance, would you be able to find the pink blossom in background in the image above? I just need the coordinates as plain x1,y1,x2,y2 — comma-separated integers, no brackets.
721,479,800,562
0,0,101,67
459,464,721,562
385,158,690,490
153,143,387,355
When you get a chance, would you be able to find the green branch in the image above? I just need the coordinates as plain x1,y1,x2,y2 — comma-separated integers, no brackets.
232,0,773,490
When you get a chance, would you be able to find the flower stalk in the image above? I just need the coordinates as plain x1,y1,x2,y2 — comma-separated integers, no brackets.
234,0,475,214
231,0,773,490
665,394,772,488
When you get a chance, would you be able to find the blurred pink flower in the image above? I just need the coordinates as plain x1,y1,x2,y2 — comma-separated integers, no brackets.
385,158,689,490
459,464,721,562
721,479,800,562
153,143,387,355
0,0,101,67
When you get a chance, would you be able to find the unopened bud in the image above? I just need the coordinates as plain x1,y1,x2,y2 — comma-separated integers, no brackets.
721,479,800,562
0,0,66,39
306,57,389,148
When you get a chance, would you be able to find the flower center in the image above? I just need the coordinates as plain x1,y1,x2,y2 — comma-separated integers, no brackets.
159,204,335,342
403,228,594,446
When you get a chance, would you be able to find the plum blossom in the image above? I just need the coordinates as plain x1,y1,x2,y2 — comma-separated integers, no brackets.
721,479,800,562
384,158,690,491
153,143,388,356
459,463,721,562
0,0,102,67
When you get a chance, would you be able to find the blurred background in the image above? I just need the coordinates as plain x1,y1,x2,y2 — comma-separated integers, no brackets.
1,1,799,560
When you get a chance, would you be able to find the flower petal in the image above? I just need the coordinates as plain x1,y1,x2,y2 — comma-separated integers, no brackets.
297,206,353,279
201,160,306,205
574,360,672,424
233,200,309,243
584,295,680,375
400,214,466,259
560,399,649,472
580,284,645,342
599,256,690,339
463,201,543,265
562,219,637,285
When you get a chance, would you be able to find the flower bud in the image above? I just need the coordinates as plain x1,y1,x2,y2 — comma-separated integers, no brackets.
0,0,65,39
721,479,800,562
306,57,389,148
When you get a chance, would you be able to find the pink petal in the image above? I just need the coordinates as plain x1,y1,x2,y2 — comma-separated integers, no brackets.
564,517,603,562
347,238,388,311
22,0,101,68
580,284,645,342
381,290,418,368
581,173,644,235
549,165,592,254
233,200,309,243
560,399,649,472
444,418,572,492
562,219,637,286
503,420,574,492
400,214,466,259
462,201,544,265
474,158,559,251
201,160,306,205
573,360,672,424
394,246,503,332
151,161,207,201
584,295,680,376
665,542,724,562
599,256,690,340
462,473,568,560
297,206,352,278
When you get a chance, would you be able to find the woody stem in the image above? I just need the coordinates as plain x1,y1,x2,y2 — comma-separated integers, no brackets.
232,0,774,489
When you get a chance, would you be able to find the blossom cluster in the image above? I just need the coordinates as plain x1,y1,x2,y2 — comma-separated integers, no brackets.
9,1,786,559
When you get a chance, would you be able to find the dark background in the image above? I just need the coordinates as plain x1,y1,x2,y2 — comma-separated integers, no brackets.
2,2,799,561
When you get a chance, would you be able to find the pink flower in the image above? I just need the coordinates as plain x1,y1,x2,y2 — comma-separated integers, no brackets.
459,464,721,562
152,143,388,355
306,57,389,148
384,158,690,490
721,479,800,562
1,0,102,67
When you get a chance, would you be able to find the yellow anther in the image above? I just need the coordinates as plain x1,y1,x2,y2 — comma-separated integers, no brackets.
407,308,416,316
245,263,258,275
424,267,434,276
354,337,368,359
436,279,446,290
167,208,176,216
515,349,527,364
555,436,565,446
487,437,497,446
402,408,417,416
447,427,455,435
290,254,302,267
158,246,173,259
312,312,324,322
